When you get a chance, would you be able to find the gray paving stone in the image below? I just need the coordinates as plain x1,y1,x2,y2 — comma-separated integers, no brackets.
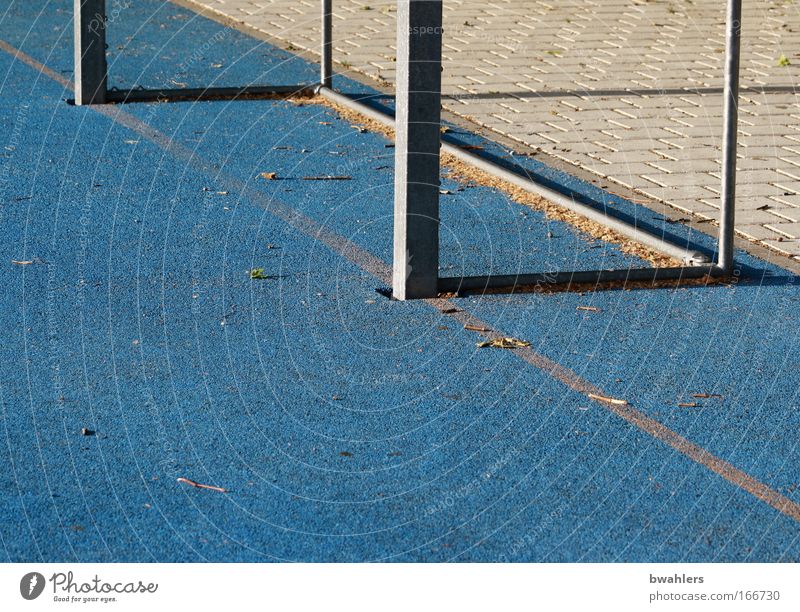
186,0,800,258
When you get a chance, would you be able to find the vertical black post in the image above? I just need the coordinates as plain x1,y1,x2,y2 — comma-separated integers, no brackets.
392,0,443,300
74,0,107,105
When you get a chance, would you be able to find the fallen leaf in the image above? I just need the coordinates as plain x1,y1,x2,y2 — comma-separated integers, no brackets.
778,54,791,67
177,477,227,493
259,172,278,180
588,393,628,406
476,337,530,349
249,268,269,280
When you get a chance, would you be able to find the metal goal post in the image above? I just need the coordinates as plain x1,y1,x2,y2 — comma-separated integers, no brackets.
74,0,742,301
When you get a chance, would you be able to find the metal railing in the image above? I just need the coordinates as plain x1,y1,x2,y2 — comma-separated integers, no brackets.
74,0,741,299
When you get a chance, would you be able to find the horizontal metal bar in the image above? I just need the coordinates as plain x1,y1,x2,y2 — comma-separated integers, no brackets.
316,86,709,267
438,264,721,293
104,84,316,104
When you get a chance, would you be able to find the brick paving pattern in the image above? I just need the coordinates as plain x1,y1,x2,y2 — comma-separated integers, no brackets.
188,0,800,259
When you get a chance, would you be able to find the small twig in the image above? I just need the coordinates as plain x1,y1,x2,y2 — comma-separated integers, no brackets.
576,306,601,312
177,477,227,493
588,393,628,406
464,324,491,332
11,260,33,265
678,402,698,407
692,393,723,399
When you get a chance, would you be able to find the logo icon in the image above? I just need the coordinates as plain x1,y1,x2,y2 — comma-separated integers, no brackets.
20,572,45,600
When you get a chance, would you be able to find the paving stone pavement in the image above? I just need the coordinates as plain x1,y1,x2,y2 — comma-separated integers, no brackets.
186,0,800,260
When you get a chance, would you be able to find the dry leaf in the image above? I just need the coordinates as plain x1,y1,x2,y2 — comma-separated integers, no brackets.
177,477,227,493
588,393,628,406
476,337,530,349
259,172,278,180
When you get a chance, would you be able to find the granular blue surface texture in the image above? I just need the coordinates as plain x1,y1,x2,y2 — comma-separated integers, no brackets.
1,0,799,562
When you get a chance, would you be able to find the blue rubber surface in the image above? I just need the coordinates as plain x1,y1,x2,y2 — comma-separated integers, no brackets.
1,0,799,562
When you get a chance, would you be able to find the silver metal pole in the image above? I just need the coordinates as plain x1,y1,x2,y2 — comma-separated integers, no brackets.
719,0,742,274
392,0,443,300
74,0,107,105
321,0,332,88
317,87,708,267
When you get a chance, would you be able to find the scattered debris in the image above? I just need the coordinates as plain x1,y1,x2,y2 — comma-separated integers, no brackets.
259,172,278,180
465,324,491,332
11,260,33,265
576,306,601,312
249,268,269,280
332,395,342,401
351,125,367,133
339,451,353,457
177,477,227,493
319,121,332,125
302,175,352,181
588,393,628,406
80,428,94,436
678,402,698,407
476,337,530,349
441,307,460,314
692,392,723,399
